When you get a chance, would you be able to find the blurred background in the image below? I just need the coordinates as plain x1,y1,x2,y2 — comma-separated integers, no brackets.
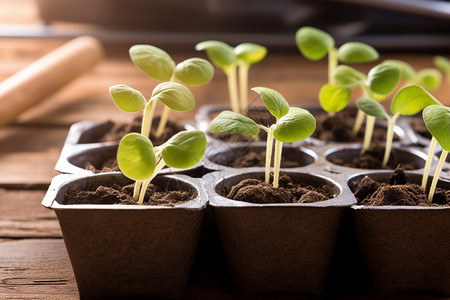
1,0,449,52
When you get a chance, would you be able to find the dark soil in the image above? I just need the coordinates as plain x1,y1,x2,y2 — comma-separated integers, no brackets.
353,168,450,206
85,159,119,173
63,182,194,205
83,116,185,146
224,149,305,168
209,108,276,143
313,109,396,143
410,117,432,140
328,143,417,170
219,173,336,204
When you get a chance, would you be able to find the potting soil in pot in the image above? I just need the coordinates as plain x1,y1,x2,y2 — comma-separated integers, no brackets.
226,148,305,168
63,183,195,205
353,168,450,206
219,173,337,204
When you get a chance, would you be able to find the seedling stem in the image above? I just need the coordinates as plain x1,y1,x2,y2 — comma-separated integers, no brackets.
421,137,438,189
428,150,448,203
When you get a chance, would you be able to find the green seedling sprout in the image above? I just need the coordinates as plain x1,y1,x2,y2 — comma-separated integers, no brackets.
295,26,378,116
333,62,400,150
209,87,315,188
356,85,440,168
117,130,206,205
423,105,450,203
196,40,267,114
434,56,450,85
127,44,213,138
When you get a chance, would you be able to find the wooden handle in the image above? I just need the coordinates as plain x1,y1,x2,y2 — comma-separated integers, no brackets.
0,36,103,126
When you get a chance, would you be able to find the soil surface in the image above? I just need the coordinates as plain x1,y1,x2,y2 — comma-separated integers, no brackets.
328,143,417,170
219,148,307,168
219,173,336,204
85,159,119,173
353,168,450,206
313,109,396,143
63,182,194,205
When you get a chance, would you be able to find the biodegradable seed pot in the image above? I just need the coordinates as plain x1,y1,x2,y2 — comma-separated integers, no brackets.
203,169,356,296
42,172,207,299
348,171,450,296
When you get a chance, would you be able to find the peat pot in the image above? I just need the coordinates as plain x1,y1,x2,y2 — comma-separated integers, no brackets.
42,172,207,299
348,171,450,296
203,168,356,296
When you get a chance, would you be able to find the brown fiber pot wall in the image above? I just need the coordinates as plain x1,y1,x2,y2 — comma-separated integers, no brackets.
348,171,450,296
42,173,207,299
203,168,356,296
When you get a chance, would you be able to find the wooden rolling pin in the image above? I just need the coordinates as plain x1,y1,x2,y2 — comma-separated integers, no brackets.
0,35,103,126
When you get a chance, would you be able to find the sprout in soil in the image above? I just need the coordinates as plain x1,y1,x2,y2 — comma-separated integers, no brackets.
117,130,206,205
356,85,440,168
113,44,213,139
333,62,401,150
295,26,378,116
433,55,450,86
196,40,267,114
423,104,450,203
209,87,316,188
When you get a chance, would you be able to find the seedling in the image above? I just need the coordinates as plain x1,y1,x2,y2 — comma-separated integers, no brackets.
433,55,450,85
196,41,267,114
384,59,442,91
334,62,400,150
117,130,206,205
125,44,213,138
356,85,440,168
423,104,450,203
209,87,315,188
295,26,378,116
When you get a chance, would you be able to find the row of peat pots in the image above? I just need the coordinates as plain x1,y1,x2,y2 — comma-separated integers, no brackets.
42,105,450,299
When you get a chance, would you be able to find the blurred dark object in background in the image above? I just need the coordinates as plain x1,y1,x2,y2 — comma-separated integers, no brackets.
30,0,450,51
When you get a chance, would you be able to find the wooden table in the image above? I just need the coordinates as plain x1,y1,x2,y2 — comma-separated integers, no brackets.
0,34,449,300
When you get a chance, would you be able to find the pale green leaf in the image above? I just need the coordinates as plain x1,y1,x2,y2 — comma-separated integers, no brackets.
383,59,415,81
416,68,442,91
391,85,440,116
161,130,206,168
319,84,351,113
129,45,175,81
356,97,388,118
174,58,214,86
251,87,289,119
423,105,450,151
234,43,267,64
273,107,316,143
433,56,450,73
195,40,237,73
209,110,260,136
368,63,400,95
337,42,379,63
117,133,156,180
295,26,334,61
151,82,195,111
333,65,365,87
109,85,145,113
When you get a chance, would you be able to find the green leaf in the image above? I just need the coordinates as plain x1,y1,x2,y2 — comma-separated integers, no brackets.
209,110,260,136
151,82,195,111
368,63,400,95
416,68,442,91
174,58,214,86
423,105,450,151
161,130,206,169
433,56,450,73
195,40,237,73
337,42,379,63
109,85,145,113
333,65,365,87
295,26,334,61
383,59,415,81
117,133,156,181
319,84,351,113
356,97,388,118
391,85,440,116
129,45,175,81
234,43,267,64
251,87,289,119
273,107,316,143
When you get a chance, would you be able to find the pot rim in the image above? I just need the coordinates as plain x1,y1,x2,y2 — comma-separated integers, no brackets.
203,167,356,208
42,172,208,210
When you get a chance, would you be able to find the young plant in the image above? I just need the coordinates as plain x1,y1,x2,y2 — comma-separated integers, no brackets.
423,104,450,203
295,26,378,116
384,59,442,91
117,130,206,205
127,44,213,138
196,40,267,114
209,87,315,188
434,55,450,85
356,85,440,168
333,62,401,150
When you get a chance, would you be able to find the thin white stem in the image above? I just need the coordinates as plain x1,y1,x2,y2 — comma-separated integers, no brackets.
381,114,399,168
273,140,283,188
361,115,376,154
422,137,438,189
428,150,448,203
227,65,240,113
133,181,142,200
141,99,157,138
265,130,274,185
155,105,171,138
328,48,338,84
238,62,250,115
138,156,166,205
352,109,365,138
